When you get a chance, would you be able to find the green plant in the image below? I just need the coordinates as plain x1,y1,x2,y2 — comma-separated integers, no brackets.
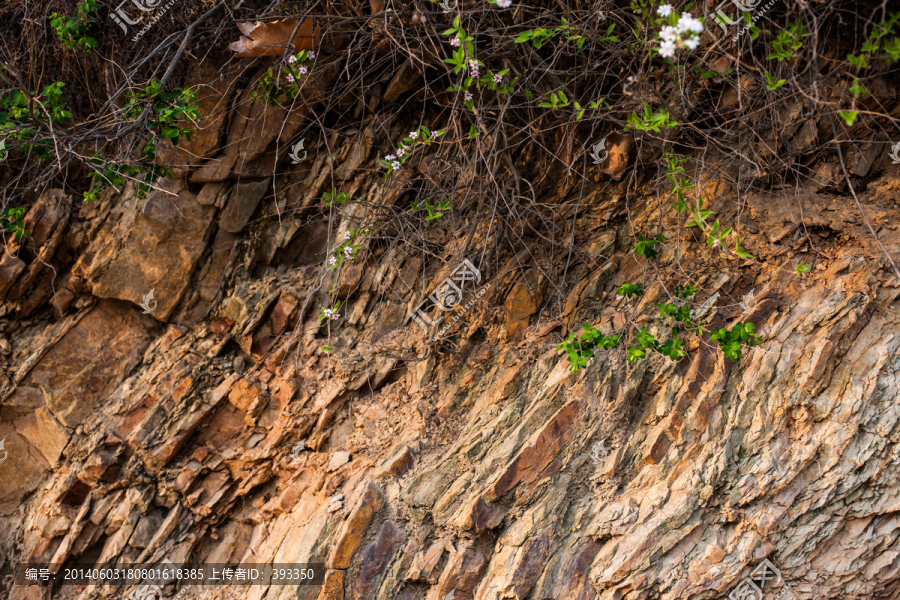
766,19,810,62
574,98,608,120
617,282,644,298
513,17,599,50
323,190,353,206
0,82,74,163
538,89,571,109
710,322,760,361
666,150,753,259
49,0,99,52
795,262,811,274
765,72,786,90
380,125,446,179
626,101,677,133
83,146,170,201
634,233,667,258
847,11,900,69
559,277,760,370
1,207,27,240
124,79,200,147
442,16,483,77
556,324,620,370
412,198,450,222
251,50,314,105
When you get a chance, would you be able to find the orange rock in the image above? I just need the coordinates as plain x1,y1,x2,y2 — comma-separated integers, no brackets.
373,446,414,479
486,400,580,502
327,483,385,569
318,569,345,600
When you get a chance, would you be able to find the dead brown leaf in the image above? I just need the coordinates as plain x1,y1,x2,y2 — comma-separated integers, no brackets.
228,18,321,57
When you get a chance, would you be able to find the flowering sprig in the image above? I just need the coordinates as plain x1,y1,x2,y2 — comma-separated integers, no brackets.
251,49,314,105
654,5,704,59
319,300,341,321
443,17,516,112
443,16,476,74
380,125,447,178
328,228,368,271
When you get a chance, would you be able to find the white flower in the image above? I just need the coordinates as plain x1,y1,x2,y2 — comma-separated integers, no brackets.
329,256,337,265
657,3,673,17
659,39,677,58
308,51,316,59
288,54,297,64
450,37,461,47
343,246,353,257
410,131,418,139
385,154,395,161
391,160,401,170
684,37,700,50
344,231,351,240
299,66,308,75
324,308,333,318
286,74,295,82
497,0,512,7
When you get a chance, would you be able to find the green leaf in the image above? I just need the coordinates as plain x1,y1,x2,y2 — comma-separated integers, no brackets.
839,110,859,126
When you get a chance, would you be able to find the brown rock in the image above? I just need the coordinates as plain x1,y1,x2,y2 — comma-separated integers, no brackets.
348,521,406,600
328,483,385,569
5,300,152,430
89,187,217,321
219,179,270,233
504,268,548,339
373,446,414,479
318,569,345,600
487,399,581,502
0,421,50,515
79,449,117,485
156,62,239,168
0,251,25,302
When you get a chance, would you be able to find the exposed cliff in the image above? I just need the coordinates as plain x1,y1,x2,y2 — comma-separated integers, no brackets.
3,1,900,599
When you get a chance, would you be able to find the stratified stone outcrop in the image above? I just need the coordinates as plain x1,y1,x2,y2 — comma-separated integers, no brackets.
2,64,900,600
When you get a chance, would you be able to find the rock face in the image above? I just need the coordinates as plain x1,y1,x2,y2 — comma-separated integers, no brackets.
3,69,900,600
